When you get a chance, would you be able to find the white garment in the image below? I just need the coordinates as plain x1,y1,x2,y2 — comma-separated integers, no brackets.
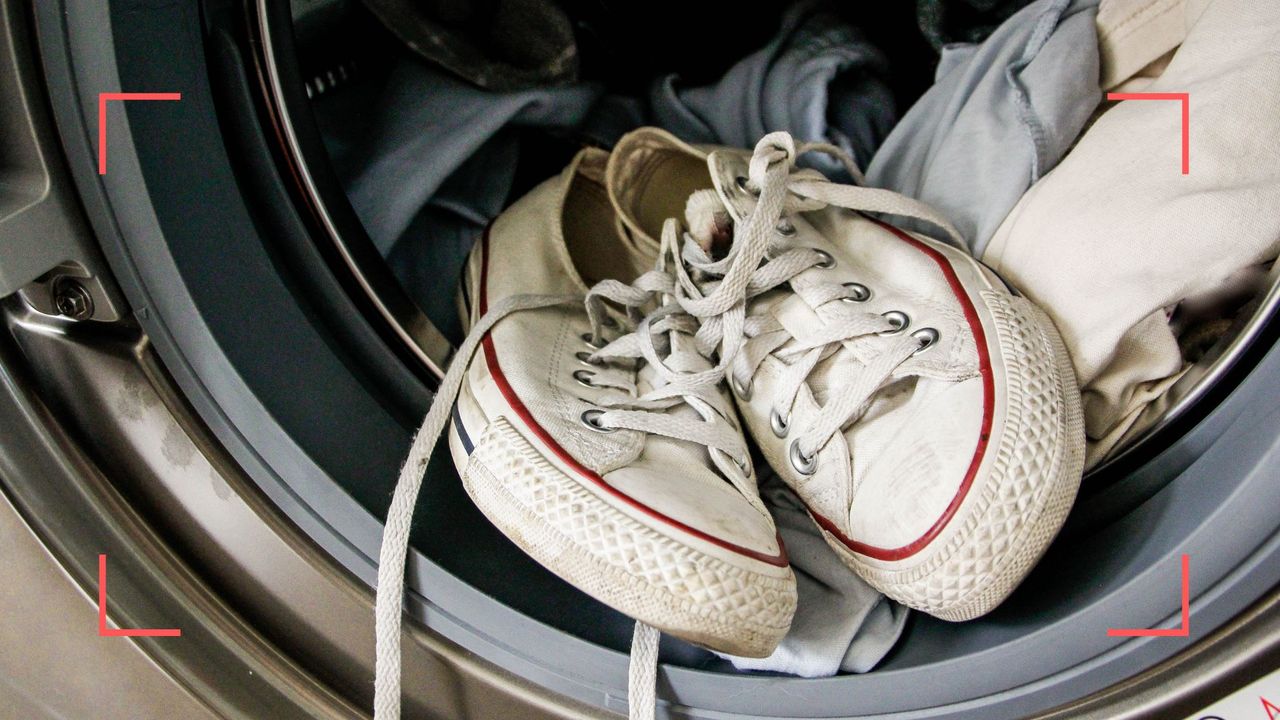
720,477,908,678
983,0,1280,465
1096,0,1189,91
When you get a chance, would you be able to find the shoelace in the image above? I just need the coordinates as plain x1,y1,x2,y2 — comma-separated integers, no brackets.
374,229,755,720
682,132,967,476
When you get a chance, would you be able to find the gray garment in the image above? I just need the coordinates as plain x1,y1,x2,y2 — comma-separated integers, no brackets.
343,60,609,256
385,133,518,343
650,3,896,175
866,0,1101,255
721,478,908,677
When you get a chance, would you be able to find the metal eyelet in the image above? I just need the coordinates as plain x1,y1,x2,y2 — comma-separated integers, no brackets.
573,369,598,387
580,409,616,433
880,310,910,335
812,250,836,269
731,375,753,400
789,440,817,475
581,332,606,350
841,282,872,303
575,351,605,367
732,453,751,472
911,327,940,354
775,218,797,237
735,175,761,197
769,408,790,438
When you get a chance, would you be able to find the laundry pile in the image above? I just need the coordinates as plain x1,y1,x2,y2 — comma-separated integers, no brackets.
329,0,1280,718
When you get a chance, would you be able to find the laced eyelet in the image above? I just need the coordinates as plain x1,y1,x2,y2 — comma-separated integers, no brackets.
573,369,598,387
575,351,605,367
769,408,790,438
731,375,753,400
911,327,940,354
580,409,616,433
812,250,836,269
735,175,761,197
581,332,606,350
841,282,872,303
880,310,910,335
775,218,797,237
789,440,817,475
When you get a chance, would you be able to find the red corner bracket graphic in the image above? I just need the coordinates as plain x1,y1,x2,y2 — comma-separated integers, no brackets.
1105,91,1190,175
1107,554,1190,638
97,554,181,637
97,92,182,175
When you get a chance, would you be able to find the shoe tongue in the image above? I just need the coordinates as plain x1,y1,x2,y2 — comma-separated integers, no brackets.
606,128,711,251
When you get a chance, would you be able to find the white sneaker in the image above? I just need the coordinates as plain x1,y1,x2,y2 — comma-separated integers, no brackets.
441,142,796,651
622,130,1085,621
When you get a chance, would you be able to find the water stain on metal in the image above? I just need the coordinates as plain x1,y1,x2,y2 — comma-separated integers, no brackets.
115,380,150,422
209,467,232,502
160,422,195,469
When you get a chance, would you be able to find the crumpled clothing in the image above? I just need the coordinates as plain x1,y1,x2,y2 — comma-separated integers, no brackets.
982,0,1280,465
341,59,628,257
650,2,897,176
384,134,518,343
866,0,1101,256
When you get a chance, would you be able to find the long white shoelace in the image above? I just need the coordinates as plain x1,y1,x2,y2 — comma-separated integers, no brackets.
374,227,770,719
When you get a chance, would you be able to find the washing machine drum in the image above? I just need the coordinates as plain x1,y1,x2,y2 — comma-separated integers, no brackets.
30,0,1280,717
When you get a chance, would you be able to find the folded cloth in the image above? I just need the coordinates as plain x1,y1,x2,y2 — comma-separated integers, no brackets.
384,133,518,343
916,0,1038,50
866,0,1101,256
342,59,620,257
982,0,1280,465
1096,0,1188,91
649,2,897,175
720,477,908,678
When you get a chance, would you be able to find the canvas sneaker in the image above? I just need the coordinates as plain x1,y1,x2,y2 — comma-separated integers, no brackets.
374,137,796,691
615,129,1085,621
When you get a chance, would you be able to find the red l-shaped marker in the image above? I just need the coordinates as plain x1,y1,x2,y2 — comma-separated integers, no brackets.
97,92,182,175
98,554,181,637
1107,554,1190,638
1105,92,1190,175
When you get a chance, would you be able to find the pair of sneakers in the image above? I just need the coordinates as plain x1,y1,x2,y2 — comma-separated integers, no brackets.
373,129,1084,717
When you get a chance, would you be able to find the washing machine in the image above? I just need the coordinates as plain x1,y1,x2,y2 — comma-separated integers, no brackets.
1,0,1278,718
